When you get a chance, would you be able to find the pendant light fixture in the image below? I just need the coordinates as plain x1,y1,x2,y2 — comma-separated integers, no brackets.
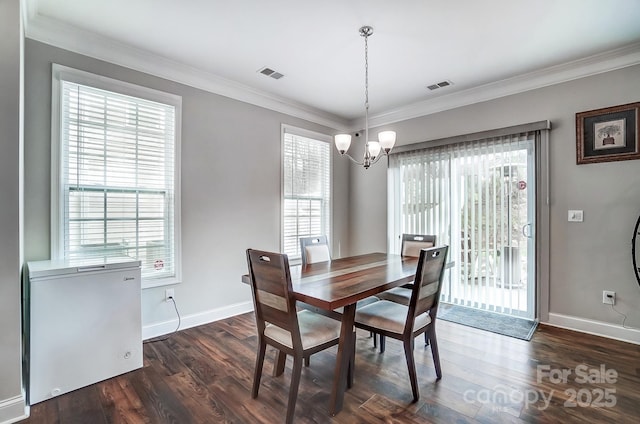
334,26,396,169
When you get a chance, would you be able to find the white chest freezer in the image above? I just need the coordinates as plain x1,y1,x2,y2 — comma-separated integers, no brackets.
26,257,142,404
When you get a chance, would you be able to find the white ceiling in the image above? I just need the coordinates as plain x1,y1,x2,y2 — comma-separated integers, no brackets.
24,0,640,129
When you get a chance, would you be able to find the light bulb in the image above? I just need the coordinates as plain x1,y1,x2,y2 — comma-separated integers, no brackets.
378,131,396,153
367,141,381,159
334,134,352,154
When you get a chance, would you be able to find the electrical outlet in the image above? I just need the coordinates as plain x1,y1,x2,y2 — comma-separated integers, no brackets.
165,288,174,302
602,290,615,305
568,210,584,222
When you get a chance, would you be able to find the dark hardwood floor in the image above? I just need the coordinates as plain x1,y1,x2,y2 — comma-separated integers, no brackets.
22,312,640,423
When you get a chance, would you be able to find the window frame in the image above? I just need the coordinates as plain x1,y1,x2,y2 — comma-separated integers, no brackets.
51,64,182,288
280,124,332,264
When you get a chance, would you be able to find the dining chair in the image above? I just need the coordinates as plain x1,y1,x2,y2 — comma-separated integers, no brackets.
376,233,437,352
299,235,331,266
354,245,448,402
246,249,345,424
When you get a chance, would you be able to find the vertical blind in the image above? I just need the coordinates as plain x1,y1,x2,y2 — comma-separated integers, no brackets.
389,132,536,315
60,80,177,281
282,130,331,259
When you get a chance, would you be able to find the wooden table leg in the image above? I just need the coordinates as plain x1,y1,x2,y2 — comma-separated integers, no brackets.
329,303,356,415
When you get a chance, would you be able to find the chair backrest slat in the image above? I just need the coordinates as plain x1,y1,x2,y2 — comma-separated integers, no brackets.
256,289,289,312
401,234,437,258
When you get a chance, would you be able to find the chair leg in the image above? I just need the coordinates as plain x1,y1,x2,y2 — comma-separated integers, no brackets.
252,338,267,398
286,357,303,424
274,350,287,377
403,337,419,402
427,325,442,380
371,331,377,348
379,334,386,353
424,331,429,346
304,356,310,367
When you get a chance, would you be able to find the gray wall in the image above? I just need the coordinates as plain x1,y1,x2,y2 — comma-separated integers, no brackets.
348,64,640,327
23,40,349,334
0,0,25,420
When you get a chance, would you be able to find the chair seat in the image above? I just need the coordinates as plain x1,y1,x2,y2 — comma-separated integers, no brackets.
376,287,413,306
355,300,431,334
265,310,341,350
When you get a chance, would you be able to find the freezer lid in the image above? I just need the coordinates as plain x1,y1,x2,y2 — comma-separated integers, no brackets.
28,256,142,278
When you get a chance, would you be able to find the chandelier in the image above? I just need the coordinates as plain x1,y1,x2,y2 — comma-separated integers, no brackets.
334,26,396,169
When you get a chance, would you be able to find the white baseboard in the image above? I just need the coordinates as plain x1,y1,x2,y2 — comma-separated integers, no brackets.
546,313,640,345
142,301,253,340
0,394,28,424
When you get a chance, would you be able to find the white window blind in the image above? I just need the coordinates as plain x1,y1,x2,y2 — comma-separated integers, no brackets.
53,66,181,286
282,126,331,260
389,132,536,313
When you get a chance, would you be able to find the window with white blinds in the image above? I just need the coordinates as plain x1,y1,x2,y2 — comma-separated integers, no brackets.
389,131,537,314
282,126,331,260
52,65,181,287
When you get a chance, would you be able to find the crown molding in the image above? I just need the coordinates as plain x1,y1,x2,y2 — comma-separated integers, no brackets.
364,42,640,129
24,14,349,131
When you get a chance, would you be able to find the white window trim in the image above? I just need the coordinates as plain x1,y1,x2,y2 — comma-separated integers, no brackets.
280,124,333,264
50,64,182,288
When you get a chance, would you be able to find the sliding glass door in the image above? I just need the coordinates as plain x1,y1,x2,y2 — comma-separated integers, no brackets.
389,132,537,319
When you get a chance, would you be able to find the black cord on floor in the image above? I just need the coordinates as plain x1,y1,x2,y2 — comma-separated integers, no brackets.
144,296,181,344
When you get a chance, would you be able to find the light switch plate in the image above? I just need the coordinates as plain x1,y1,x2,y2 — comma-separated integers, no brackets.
568,210,583,222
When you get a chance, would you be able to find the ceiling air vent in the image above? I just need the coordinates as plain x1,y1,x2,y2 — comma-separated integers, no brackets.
427,80,453,91
258,67,285,80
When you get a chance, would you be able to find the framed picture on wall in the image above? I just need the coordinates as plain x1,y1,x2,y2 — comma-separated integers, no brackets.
576,102,640,164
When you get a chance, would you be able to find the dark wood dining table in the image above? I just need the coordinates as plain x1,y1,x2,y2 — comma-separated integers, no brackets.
241,252,419,415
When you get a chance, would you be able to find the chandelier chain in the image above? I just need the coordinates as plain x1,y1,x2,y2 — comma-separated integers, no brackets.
364,33,369,111
364,30,370,149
